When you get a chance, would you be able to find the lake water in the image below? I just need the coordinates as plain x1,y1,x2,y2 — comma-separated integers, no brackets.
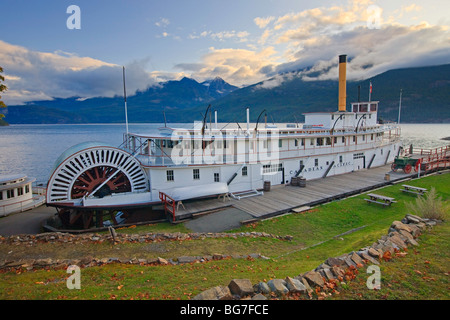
0,123,449,184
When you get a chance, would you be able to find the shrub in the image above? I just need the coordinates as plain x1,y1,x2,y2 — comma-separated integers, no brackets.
405,187,448,220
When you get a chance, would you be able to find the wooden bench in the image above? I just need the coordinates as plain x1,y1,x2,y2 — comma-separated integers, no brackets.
364,193,397,206
401,184,427,196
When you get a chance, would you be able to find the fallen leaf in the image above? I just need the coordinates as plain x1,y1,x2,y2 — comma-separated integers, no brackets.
117,285,124,290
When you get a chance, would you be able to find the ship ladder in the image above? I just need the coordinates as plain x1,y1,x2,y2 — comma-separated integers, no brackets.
159,192,176,222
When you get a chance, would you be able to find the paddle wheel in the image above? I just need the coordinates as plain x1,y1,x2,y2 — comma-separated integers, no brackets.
46,142,149,229
70,165,132,199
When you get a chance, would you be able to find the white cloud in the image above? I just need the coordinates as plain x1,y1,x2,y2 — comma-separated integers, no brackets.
0,40,160,105
249,0,449,88
155,17,170,28
254,16,275,29
175,46,280,86
189,30,250,42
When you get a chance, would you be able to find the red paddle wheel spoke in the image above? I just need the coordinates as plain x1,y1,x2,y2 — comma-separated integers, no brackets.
71,166,131,199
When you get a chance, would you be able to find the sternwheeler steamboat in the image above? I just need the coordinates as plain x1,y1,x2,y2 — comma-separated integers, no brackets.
46,55,403,228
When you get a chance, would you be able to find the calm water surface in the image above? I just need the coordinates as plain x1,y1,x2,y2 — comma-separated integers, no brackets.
0,123,449,184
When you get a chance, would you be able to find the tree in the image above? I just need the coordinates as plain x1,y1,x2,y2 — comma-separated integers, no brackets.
0,66,8,125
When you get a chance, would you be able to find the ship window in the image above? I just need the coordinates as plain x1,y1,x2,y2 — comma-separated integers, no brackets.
279,139,282,148
242,166,248,176
25,185,30,193
317,138,324,146
214,173,220,182
371,134,374,140
334,137,337,144
339,155,343,163
326,137,332,145
315,159,319,167
353,136,356,142
310,139,314,146
362,135,365,141
193,169,200,180
342,136,345,143
7,189,14,198
294,139,298,147
166,170,174,182
262,163,283,174
301,138,305,146
0,191,2,200
17,187,24,196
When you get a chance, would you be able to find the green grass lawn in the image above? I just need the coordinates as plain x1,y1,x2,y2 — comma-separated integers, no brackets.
0,172,448,300
329,221,450,300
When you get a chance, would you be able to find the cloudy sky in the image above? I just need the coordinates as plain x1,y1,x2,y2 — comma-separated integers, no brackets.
0,0,449,104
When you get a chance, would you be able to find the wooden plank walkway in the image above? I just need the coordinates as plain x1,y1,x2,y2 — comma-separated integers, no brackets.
173,164,416,220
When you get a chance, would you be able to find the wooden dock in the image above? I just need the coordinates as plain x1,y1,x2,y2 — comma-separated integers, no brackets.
171,164,417,221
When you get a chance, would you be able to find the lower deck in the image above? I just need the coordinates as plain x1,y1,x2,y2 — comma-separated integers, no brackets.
165,164,417,221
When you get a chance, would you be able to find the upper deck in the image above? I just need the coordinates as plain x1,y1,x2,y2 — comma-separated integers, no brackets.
120,102,400,167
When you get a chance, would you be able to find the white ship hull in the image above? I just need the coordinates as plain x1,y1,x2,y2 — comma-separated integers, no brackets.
45,55,402,214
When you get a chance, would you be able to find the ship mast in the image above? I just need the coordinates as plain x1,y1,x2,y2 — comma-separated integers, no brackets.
123,66,129,143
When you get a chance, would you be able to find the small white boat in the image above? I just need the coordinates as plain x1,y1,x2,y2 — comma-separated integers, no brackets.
0,174,45,217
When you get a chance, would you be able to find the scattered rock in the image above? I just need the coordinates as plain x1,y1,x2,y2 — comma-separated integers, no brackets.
267,279,289,295
251,293,268,300
303,271,325,288
350,252,364,266
192,286,232,300
331,266,345,278
359,251,380,265
389,234,408,249
157,257,169,265
406,238,420,246
229,279,254,297
325,257,346,268
425,220,437,227
368,248,380,258
405,214,423,224
177,256,198,264
399,229,414,241
254,282,271,294
285,276,307,293
391,221,412,233
406,224,421,238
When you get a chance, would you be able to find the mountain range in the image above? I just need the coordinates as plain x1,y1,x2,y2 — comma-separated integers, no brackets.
3,64,450,124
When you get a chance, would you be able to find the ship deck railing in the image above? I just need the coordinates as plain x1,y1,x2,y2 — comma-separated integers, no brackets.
124,124,397,142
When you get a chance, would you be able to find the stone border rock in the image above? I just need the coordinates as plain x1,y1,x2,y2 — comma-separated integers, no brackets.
0,230,293,246
0,230,288,272
192,214,442,300
0,252,270,272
